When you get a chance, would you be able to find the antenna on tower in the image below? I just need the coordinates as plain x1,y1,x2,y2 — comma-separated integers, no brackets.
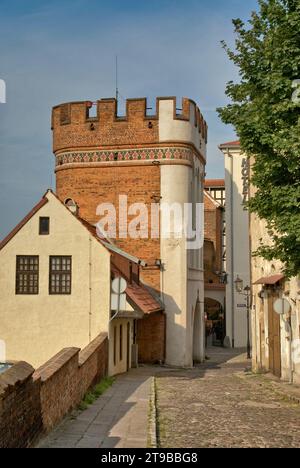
115,55,119,103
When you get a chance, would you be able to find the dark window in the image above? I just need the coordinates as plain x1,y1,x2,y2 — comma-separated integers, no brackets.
119,325,123,361
49,256,72,294
39,217,50,235
16,256,39,295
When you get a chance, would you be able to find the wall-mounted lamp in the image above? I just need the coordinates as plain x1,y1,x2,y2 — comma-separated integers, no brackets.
234,275,244,293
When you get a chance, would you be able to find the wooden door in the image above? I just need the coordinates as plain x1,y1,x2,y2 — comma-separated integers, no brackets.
126,322,131,372
268,292,281,378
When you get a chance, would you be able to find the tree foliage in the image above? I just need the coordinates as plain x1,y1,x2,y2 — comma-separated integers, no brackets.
218,0,300,277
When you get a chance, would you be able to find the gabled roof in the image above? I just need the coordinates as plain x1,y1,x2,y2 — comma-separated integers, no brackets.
0,189,162,315
0,190,148,267
0,197,49,251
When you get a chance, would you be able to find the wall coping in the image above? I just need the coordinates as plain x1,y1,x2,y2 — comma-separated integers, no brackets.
33,348,80,382
0,361,35,397
79,333,108,367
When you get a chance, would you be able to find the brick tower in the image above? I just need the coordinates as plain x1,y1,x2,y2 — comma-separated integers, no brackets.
52,97,207,367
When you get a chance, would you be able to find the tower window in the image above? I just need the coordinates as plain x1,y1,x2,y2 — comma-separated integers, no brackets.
16,256,39,295
49,256,72,294
39,217,50,235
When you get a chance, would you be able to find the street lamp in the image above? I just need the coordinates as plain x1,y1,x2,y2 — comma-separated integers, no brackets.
235,276,251,359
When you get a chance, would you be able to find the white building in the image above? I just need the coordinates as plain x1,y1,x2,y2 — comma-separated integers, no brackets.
219,141,251,348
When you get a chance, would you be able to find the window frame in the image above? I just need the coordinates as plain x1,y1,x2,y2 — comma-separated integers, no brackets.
49,256,72,295
39,217,50,235
16,255,39,295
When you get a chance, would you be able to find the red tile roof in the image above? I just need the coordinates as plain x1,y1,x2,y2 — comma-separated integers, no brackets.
253,274,285,285
219,140,240,148
0,197,49,251
204,179,225,187
111,264,163,314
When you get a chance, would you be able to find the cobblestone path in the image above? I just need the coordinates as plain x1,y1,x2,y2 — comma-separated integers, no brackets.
156,349,300,448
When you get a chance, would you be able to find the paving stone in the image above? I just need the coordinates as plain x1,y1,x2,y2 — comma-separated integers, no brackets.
76,436,103,448
36,368,152,449
156,348,300,449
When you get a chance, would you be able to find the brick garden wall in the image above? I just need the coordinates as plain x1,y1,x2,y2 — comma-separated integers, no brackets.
0,333,108,448
0,362,43,448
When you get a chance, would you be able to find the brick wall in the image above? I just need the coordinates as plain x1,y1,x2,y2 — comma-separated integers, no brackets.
0,333,108,448
0,362,43,448
137,312,166,364
52,99,159,152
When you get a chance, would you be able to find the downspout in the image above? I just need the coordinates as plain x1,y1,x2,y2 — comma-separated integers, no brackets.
89,236,92,342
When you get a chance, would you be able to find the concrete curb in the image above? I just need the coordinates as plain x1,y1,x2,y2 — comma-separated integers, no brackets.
148,377,158,448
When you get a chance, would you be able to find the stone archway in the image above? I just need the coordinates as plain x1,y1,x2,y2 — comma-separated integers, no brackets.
205,297,224,347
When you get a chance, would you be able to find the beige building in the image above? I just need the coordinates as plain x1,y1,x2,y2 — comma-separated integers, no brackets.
0,190,162,376
250,178,300,384
219,141,251,348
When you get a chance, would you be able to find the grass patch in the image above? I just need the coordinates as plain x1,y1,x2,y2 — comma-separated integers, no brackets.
78,376,115,411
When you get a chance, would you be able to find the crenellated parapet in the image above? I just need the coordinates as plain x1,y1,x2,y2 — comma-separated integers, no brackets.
52,97,208,158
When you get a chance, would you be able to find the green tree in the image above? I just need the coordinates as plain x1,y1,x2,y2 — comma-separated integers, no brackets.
218,0,300,277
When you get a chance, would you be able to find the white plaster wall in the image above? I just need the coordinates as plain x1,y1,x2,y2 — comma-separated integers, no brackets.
108,317,134,377
0,192,111,368
224,149,251,348
158,98,206,367
159,99,206,158
160,163,205,367
160,165,190,366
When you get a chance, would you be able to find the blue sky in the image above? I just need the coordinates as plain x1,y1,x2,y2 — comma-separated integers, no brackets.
0,0,259,239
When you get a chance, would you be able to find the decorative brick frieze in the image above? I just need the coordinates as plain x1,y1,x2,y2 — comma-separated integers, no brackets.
55,146,195,169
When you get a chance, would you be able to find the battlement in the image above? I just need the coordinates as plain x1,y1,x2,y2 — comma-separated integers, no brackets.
52,97,208,155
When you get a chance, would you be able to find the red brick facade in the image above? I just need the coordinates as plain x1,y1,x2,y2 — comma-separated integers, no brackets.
137,312,166,364
56,164,161,289
204,192,223,284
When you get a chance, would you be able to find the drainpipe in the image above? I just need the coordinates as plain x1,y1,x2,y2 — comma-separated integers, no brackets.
89,236,92,342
